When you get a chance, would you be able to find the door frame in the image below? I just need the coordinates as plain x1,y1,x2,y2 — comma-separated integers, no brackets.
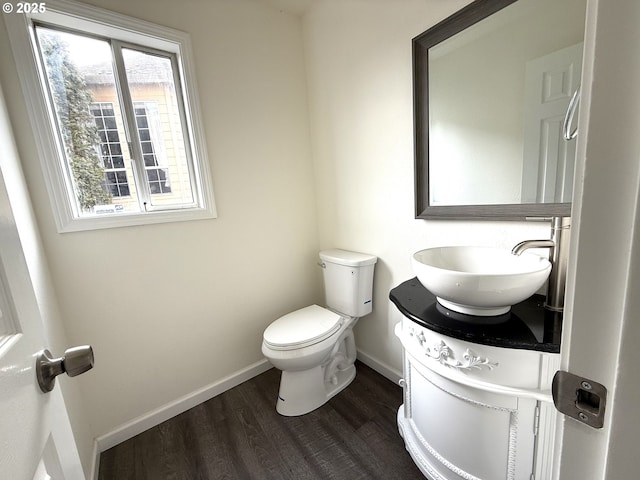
553,0,640,477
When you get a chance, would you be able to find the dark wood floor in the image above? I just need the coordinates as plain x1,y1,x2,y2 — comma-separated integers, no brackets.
98,361,425,480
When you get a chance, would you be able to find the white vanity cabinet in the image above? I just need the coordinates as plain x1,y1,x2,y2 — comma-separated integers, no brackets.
396,318,560,480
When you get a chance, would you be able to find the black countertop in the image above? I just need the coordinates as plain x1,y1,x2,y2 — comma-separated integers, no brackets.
390,278,562,353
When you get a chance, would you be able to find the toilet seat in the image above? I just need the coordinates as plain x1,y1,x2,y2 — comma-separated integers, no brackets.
263,305,344,351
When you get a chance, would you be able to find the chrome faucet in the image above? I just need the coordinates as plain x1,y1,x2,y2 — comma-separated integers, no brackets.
511,217,571,312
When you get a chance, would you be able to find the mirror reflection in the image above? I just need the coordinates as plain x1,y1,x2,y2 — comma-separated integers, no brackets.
417,0,587,214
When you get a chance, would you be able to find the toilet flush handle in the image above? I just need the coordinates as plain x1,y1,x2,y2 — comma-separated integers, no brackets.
317,262,326,269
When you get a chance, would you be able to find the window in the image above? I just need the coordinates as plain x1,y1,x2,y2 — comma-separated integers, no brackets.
4,0,216,231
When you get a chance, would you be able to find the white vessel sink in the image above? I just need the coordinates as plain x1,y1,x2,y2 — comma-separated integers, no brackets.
412,246,551,316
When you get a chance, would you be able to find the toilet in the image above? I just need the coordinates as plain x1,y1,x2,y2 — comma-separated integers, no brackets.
262,249,377,416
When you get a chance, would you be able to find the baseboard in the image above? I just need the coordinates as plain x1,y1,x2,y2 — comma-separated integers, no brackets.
94,358,271,455
356,349,403,385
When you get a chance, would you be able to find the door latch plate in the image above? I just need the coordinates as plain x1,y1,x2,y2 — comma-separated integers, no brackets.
552,370,606,429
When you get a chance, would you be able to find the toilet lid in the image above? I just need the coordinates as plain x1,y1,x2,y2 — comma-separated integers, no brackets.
263,305,343,350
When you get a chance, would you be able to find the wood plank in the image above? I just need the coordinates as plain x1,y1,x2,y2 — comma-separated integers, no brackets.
98,362,425,480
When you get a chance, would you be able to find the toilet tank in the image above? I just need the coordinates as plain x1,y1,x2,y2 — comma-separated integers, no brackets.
319,249,377,317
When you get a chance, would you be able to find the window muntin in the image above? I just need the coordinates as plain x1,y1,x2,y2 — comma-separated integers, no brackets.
90,102,130,197
133,102,173,195
90,100,179,201
33,21,204,219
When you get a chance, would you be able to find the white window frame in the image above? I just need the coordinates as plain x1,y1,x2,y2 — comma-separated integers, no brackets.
4,0,217,232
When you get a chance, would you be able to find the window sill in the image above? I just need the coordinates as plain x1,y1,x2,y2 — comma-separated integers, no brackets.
58,206,217,233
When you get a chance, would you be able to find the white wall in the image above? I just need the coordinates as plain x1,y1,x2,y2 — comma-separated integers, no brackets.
303,0,552,379
0,0,320,461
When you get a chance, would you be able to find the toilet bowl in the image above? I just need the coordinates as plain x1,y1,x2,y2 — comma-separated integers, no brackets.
262,249,377,416
262,305,358,416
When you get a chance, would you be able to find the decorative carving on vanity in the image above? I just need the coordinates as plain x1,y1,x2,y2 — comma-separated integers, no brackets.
408,326,499,372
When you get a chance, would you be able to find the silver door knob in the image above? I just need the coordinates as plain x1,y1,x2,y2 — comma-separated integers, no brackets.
36,345,94,393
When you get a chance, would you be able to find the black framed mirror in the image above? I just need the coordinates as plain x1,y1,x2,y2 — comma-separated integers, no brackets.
413,0,586,219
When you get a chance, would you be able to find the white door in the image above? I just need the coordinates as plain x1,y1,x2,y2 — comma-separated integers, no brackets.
0,85,85,478
554,0,640,478
521,43,583,204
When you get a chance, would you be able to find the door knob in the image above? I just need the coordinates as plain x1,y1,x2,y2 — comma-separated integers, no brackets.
36,345,94,393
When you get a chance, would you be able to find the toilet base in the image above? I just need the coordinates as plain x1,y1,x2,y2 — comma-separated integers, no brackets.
275,363,356,416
